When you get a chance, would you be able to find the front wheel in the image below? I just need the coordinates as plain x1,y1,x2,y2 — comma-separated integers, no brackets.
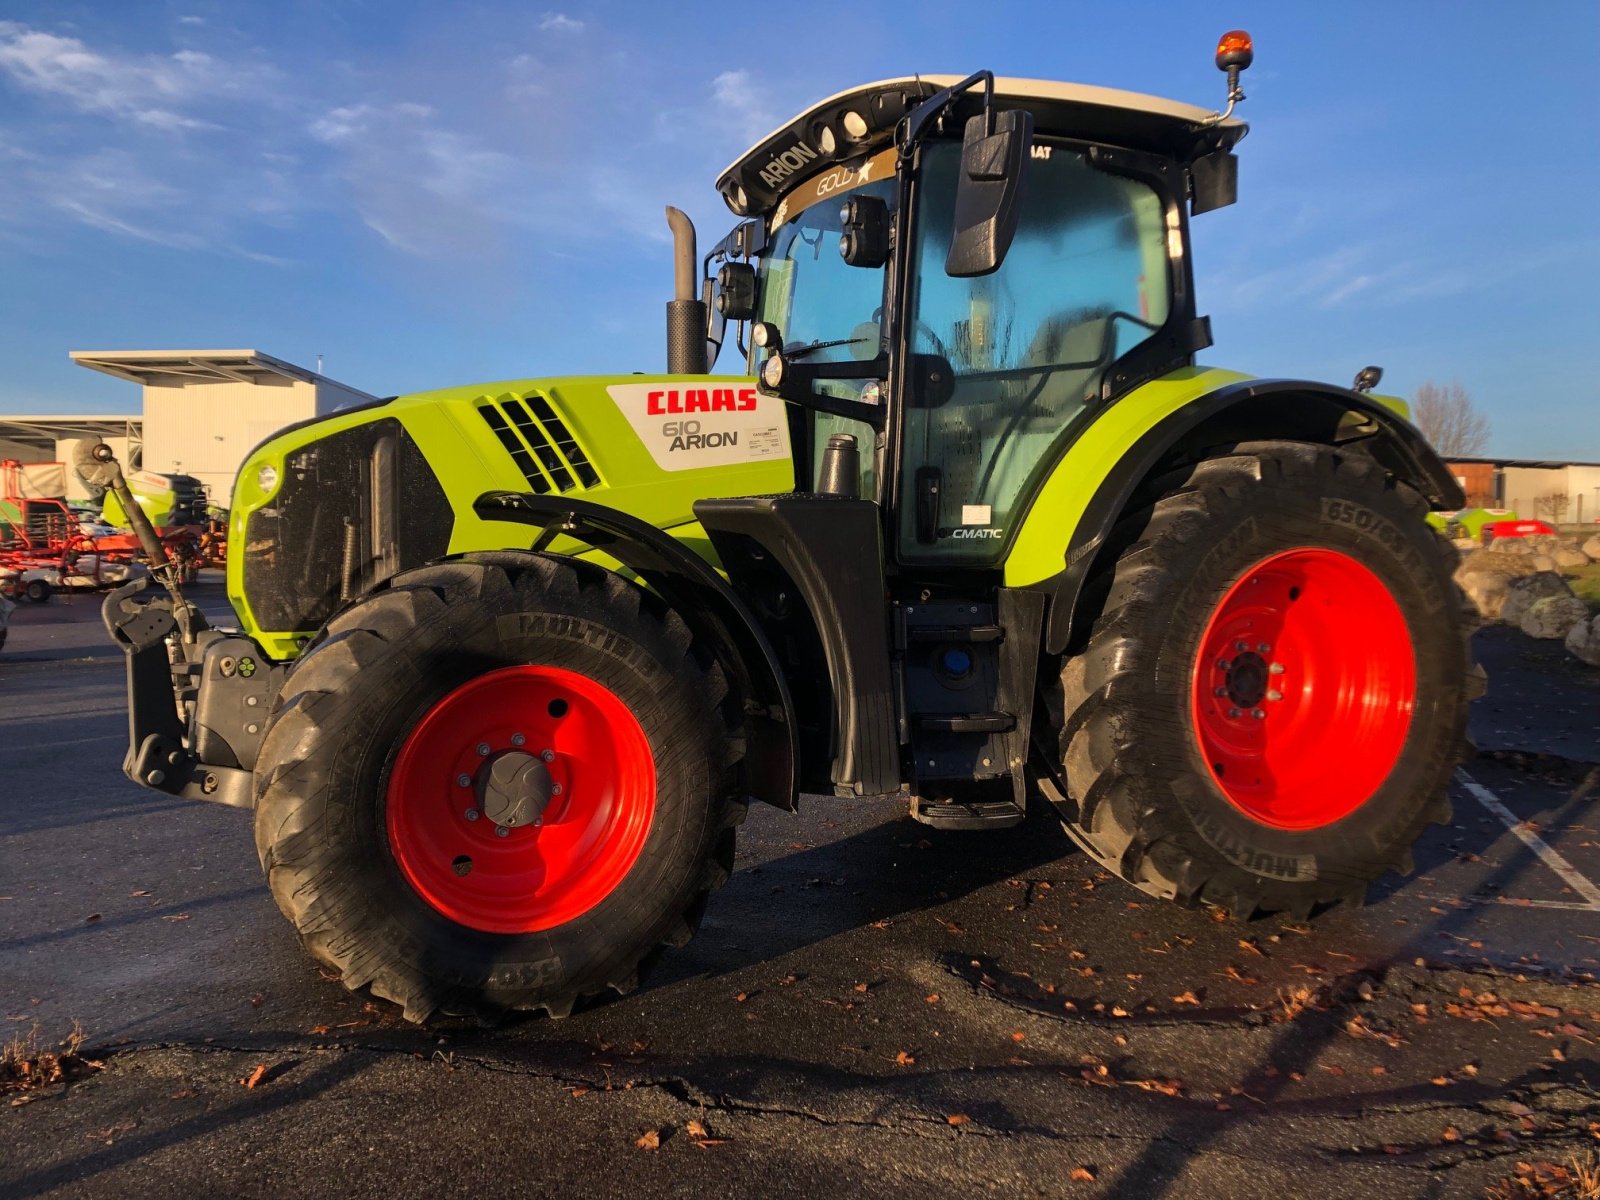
24,578,51,603
1051,442,1470,919
254,552,745,1022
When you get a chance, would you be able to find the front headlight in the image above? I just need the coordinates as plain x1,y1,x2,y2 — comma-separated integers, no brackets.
255,464,279,494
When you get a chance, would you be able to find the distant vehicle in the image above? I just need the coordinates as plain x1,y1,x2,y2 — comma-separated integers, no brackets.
1481,519,1556,544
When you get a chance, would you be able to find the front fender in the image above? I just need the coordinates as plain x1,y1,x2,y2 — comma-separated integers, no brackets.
474,491,799,811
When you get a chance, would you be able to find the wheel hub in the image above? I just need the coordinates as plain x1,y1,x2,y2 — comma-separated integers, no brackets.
1221,650,1269,709
476,751,552,829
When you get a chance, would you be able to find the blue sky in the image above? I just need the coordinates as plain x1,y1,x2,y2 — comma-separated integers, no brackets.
1,1,1596,458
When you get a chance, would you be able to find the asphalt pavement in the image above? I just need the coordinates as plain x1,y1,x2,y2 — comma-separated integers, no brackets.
3,579,1600,1198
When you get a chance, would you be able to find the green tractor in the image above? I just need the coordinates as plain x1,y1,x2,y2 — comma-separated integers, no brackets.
103,36,1475,1022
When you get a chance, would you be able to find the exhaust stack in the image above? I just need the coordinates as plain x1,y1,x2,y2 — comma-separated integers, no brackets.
665,207,708,375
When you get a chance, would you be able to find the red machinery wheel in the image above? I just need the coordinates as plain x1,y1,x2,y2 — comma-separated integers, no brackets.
1190,548,1416,830
386,665,656,933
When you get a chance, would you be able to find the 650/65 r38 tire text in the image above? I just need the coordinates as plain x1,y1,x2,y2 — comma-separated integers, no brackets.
252,552,745,1022
1051,441,1473,919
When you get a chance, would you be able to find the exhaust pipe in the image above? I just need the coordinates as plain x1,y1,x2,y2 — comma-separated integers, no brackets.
665,206,707,375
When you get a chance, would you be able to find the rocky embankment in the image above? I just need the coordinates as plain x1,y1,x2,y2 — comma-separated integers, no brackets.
1452,532,1600,666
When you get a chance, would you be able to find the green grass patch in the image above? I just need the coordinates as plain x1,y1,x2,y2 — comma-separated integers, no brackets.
1564,562,1600,614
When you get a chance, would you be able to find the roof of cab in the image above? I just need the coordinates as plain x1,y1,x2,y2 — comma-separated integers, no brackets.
716,75,1247,218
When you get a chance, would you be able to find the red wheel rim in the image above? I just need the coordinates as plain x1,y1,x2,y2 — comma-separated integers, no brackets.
1189,548,1416,830
386,665,656,933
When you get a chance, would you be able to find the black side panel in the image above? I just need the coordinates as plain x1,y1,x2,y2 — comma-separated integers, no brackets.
473,492,798,811
695,495,899,797
1038,379,1466,654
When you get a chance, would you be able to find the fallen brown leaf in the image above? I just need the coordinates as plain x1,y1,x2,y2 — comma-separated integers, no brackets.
946,1113,970,1126
635,1129,662,1150
1070,1166,1096,1182
242,1064,268,1089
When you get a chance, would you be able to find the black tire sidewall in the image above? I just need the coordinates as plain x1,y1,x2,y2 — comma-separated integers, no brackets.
1133,462,1461,890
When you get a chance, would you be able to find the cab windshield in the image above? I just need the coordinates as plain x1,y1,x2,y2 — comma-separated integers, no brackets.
752,174,895,376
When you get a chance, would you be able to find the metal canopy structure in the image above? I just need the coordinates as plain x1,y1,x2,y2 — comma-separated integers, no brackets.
69,349,343,391
0,414,141,443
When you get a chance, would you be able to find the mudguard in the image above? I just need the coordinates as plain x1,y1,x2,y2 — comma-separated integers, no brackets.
1008,375,1464,655
474,490,799,810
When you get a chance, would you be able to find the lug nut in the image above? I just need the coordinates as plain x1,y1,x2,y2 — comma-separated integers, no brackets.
1269,662,1285,675
476,743,491,757
1234,640,1248,652
457,773,472,788
1214,687,1227,697
540,749,555,763
1217,659,1232,671
533,816,543,827
464,808,479,821
495,825,510,838
1257,643,1271,654
552,783,563,796
1228,707,1241,718
511,733,526,747
1267,690,1283,702
1251,708,1266,720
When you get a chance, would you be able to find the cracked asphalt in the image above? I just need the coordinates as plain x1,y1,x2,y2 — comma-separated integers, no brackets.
4,579,1600,1198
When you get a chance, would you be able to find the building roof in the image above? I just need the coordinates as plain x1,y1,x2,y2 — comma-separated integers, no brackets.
71,349,330,388
717,75,1246,217
1445,456,1600,470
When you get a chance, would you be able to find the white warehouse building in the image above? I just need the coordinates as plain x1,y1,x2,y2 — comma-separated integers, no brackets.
71,350,377,504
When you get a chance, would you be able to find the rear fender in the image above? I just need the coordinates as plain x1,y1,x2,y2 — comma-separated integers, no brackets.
473,491,799,811
1008,376,1464,655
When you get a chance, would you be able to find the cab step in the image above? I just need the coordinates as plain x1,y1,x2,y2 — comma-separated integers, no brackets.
914,711,1015,734
909,795,1026,831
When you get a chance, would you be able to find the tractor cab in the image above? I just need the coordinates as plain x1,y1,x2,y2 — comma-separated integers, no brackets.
702,74,1246,564
684,71,1250,821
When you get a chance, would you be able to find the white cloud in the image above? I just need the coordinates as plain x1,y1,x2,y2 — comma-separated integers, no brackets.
538,13,584,33
0,21,275,131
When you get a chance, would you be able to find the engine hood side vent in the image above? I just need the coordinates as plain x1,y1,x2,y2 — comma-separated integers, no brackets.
475,392,601,493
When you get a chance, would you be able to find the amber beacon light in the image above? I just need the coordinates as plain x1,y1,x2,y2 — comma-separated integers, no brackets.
1216,30,1254,103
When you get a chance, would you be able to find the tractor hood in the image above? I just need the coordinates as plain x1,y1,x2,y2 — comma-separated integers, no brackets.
228,374,793,657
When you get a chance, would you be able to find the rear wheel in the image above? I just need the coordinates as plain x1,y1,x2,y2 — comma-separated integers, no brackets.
1050,442,1470,918
24,579,50,603
254,552,744,1021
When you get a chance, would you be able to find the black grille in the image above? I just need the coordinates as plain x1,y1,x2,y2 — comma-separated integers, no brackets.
476,393,600,493
242,418,453,633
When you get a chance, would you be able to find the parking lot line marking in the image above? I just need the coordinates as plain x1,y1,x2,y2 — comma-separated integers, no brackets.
0,733,121,753
1493,896,1600,912
1457,769,1600,911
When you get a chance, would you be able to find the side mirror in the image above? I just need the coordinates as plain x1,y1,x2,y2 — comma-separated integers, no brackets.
839,195,890,268
945,108,1032,278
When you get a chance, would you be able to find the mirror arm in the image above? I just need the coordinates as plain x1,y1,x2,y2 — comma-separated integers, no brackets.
897,70,996,162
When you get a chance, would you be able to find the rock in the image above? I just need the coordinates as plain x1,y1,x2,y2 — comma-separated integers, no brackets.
1553,545,1592,569
1567,614,1600,667
1456,549,1540,580
1531,554,1558,572
1522,595,1591,640
1451,537,1478,553
1500,572,1576,627
1456,570,1513,620
1584,534,1600,560
1491,537,1531,555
